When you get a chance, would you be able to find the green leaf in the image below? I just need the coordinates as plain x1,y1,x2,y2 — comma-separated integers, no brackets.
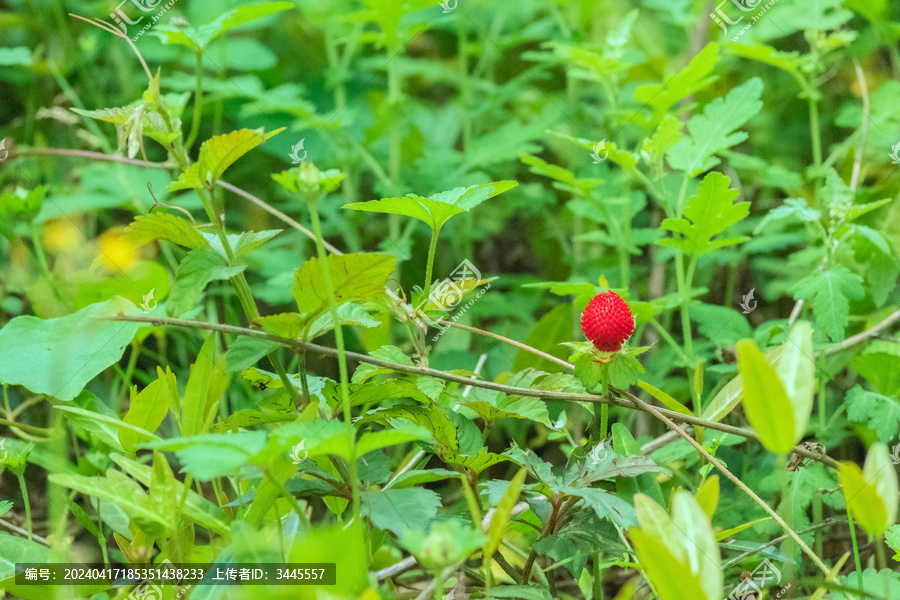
634,43,720,119
355,424,433,457
753,198,821,234
775,321,816,442
401,519,486,572
125,212,207,249
0,186,44,226
563,486,637,528
612,423,665,506
724,43,805,77
484,469,527,558
851,341,900,397
839,443,898,536
736,338,796,453
846,386,900,444
789,265,865,341
666,78,764,176
0,298,143,401
834,569,900,600
702,344,784,423
119,366,177,453
361,488,441,538
49,470,169,537
181,333,228,437
292,253,395,321
659,172,749,255
462,384,553,428
167,246,246,317
169,128,283,190
0,46,33,66
637,379,693,416
142,432,267,480
153,2,294,49
631,491,722,600
343,181,518,231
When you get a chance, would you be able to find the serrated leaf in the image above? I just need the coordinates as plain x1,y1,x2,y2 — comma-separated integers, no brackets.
167,246,246,317
635,43,720,118
361,488,441,537
125,212,207,249
153,2,293,49
789,265,865,341
169,128,283,190
659,172,749,254
754,198,821,234
845,386,900,443
851,341,900,397
119,367,176,453
343,181,517,231
724,43,805,76
666,78,764,176
292,253,395,322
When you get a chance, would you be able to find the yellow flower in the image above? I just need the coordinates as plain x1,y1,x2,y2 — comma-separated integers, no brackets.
43,219,84,253
94,228,139,273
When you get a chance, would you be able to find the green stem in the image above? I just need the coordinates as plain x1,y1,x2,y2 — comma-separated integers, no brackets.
305,196,360,520
17,472,32,541
423,226,441,301
592,552,604,600
185,51,204,150
808,95,823,176
387,46,402,239
847,504,864,592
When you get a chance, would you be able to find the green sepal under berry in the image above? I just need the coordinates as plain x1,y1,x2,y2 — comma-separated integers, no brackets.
563,341,650,390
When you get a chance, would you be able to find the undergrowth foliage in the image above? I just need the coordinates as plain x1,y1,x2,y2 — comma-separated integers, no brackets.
1,1,900,599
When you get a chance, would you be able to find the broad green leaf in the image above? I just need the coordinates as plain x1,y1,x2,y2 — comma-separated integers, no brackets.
153,2,293,49
125,212,207,249
702,344,784,422
612,422,665,506
119,366,177,453
736,338,796,453
775,321,815,442
634,43,720,119
49,470,168,537
169,128,283,190
167,246,246,317
0,297,143,401
775,0,853,31
401,519,486,572
484,469,527,558
632,491,722,600
52,404,159,449
292,253,395,321
0,46,32,66
562,486,637,528
361,488,441,537
142,432,267,480
839,443,899,536
199,229,282,260
307,303,382,339
790,265,865,341
659,172,749,255
851,341,900,397
355,424,433,457
724,43,805,77
343,181,518,231
181,333,228,437
109,455,229,536
462,387,553,427
666,78,764,176
695,475,719,519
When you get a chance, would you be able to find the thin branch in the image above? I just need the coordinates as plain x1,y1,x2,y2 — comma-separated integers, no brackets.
720,517,846,569
824,307,900,355
14,147,175,169
437,320,573,371
622,390,832,576
109,314,840,469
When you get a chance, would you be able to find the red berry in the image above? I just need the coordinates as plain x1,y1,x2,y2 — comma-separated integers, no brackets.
581,291,635,352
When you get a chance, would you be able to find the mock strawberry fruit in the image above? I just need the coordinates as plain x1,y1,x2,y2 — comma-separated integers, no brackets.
581,291,635,352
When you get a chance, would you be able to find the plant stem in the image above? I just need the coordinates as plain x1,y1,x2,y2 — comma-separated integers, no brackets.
592,552,604,600
305,196,360,520
808,95,823,175
423,227,441,301
846,504,864,591
185,51,204,149
17,472,32,541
